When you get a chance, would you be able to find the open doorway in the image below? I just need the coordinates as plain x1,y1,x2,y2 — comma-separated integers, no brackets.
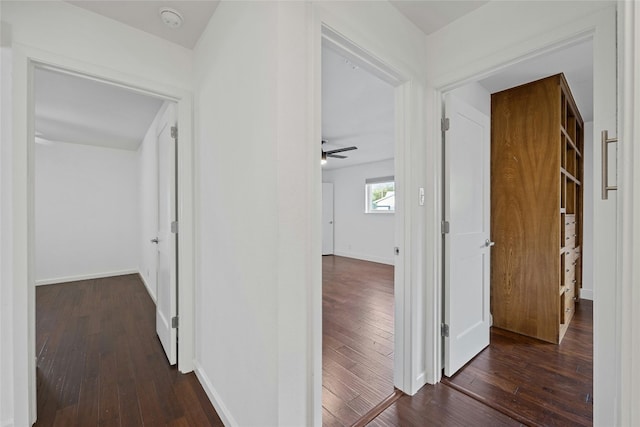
441,38,596,424
32,65,194,424
320,41,399,424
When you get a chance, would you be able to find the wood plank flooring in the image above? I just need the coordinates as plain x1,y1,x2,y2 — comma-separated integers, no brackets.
35,274,224,427
372,300,593,427
369,383,522,427
441,299,593,427
322,255,395,426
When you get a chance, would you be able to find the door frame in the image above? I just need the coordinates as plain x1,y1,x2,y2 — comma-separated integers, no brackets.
321,182,334,256
431,5,619,424
310,6,426,423
10,45,195,424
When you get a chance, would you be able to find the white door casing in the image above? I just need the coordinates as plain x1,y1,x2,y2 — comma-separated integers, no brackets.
322,182,334,255
443,93,491,377
156,105,178,365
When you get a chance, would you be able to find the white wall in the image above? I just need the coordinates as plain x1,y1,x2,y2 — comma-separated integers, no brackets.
450,81,490,117
35,141,139,284
1,2,193,425
322,159,395,265
0,23,14,427
193,1,429,423
137,102,170,302
193,3,280,425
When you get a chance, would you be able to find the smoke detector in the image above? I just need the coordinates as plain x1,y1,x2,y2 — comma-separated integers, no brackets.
159,7,183,29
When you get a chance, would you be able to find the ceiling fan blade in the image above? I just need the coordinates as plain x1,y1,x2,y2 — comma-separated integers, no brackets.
327,154,347,159
326,146,357,155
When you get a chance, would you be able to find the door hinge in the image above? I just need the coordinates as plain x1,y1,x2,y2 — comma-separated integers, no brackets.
441,220,450,234
171,221,179,234
171,316,179,328
441,117,450,132
441,323,450,338
171,126,178,139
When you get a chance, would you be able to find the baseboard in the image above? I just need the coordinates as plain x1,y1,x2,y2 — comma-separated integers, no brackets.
580,289,594,300
35,269,138,286
137,271,157,303
193,361,238,427
333,251,394,266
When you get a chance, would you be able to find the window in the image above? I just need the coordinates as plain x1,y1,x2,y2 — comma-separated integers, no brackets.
365,176,395,213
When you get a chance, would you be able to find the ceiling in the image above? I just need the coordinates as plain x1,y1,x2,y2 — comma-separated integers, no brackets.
51,1,593,161
65,0,219,49
390,1,489,35
479,39,593,122
322,46,395,170
322,39,593,170
64,1,484,50
35,67,164,151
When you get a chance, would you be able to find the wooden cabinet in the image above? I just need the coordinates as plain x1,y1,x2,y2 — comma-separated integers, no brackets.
490,74,583,344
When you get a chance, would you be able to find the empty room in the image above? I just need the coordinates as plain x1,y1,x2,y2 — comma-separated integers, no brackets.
320,43,397,425
32,66,220,425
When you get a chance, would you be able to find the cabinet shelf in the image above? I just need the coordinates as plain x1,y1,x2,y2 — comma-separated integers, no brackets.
491,73,583,345
561,127,582,157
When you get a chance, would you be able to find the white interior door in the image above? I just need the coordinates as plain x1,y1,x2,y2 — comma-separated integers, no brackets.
443,93,491,377
156,105,178,365
322,182,334,255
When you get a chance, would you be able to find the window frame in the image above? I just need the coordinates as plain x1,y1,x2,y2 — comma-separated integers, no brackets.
364,176,395,214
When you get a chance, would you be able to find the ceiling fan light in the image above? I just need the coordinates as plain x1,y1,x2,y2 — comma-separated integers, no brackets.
321,151,327,165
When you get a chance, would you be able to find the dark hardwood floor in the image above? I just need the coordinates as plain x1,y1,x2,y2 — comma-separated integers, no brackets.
322,256,395,426
369,383,522,427
35,274,223,427
36,264,590,426
441,299,593,427
371,300,593,427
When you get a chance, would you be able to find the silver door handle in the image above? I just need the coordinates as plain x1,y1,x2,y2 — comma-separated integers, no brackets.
601,130,618,200
150,238,159,244
485,239,495,247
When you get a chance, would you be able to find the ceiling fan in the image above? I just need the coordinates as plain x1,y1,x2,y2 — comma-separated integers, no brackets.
321,139,357,164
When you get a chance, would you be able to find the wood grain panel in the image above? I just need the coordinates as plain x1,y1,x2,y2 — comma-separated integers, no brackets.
491,75,564,343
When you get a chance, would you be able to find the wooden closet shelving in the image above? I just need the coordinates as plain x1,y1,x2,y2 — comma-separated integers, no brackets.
491,73,583,344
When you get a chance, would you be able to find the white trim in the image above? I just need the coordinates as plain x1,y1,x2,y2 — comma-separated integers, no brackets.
137,271,157,303
618,0,639,424
193,361,238,427
1,419,14,427
332,251,394,266
10,43,196,425
35,269,138,286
